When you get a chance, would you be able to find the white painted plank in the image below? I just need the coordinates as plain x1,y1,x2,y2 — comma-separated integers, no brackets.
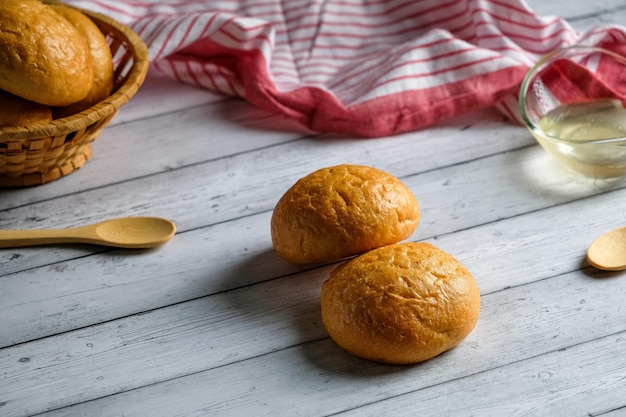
16,264,626,417
0,109,534,276
569,9,626,33
336,332,626,417
108,68,227,126
2,184,626,415
600,408,626,417
0,98,309,212
2,141,621,346
0,106,516,213
526,0,626,22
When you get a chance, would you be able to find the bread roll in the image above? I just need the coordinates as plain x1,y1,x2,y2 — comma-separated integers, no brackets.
0,0,93,106
0,90,52,127
271,164,420,264
51,4,114,118
321,242,481,365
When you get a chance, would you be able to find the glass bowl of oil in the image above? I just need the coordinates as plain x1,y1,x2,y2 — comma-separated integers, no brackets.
519,46,626,179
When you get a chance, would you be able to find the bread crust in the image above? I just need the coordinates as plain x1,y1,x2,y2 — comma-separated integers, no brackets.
51,4,114,117
0,90,52,127
0,0,93,106
321,242,481,364
271,165,420,264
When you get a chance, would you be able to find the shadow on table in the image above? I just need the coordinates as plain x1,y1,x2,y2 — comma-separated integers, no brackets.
214,247,332,342
514,145,625,198
579,256,626,279
216,247,438,378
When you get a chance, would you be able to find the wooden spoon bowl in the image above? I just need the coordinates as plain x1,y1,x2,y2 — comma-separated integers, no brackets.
587,225,626,271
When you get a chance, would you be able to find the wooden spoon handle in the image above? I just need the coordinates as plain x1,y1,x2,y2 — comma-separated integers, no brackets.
0,227,95,248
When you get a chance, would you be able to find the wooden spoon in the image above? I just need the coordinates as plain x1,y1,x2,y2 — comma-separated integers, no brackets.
587,225,626,271
0,217,176,249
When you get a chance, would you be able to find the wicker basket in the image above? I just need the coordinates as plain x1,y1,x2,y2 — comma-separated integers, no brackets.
0,5,149,187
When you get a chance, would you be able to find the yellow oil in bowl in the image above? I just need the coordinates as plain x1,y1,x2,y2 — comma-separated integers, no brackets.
531,99,626,178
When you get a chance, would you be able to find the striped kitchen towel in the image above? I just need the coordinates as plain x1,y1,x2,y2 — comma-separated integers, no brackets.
66,0,626,137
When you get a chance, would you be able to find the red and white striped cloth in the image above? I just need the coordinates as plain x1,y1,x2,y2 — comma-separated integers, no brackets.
66,0,626,137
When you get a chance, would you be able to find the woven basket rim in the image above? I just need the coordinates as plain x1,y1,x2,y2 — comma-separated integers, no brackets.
0,5,149,140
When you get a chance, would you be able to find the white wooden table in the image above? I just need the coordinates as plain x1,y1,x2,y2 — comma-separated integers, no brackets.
2,1,626,416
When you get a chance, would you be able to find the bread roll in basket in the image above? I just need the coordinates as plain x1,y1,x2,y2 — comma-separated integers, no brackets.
0,1,149,187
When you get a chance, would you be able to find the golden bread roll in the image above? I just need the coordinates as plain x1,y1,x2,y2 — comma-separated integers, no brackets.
271,164,420,264
51,4,114,118
321,242,481,365
0,90,52,127
0,0,93,106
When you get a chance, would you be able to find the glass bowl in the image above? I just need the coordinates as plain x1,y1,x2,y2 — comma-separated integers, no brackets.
519,46,626,179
